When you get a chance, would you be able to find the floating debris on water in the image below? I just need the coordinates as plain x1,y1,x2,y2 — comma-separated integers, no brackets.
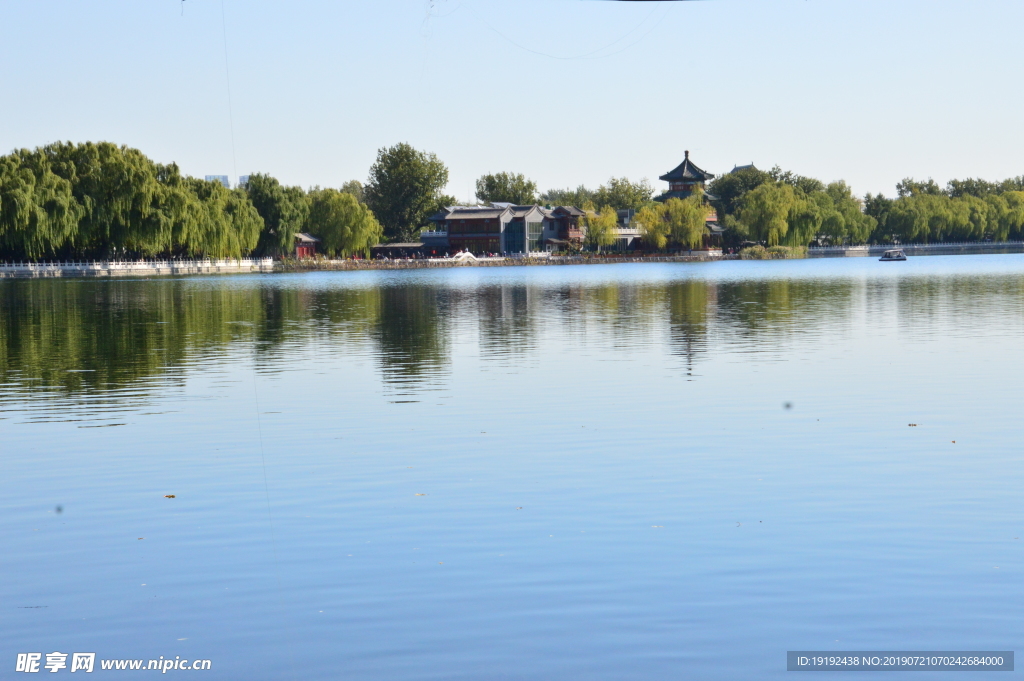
415,493,426,496
164,494,176,498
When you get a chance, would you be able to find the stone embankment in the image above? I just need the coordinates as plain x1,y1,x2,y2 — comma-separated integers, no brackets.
275,253,735,272
0,258,274,278
808,242,1024,257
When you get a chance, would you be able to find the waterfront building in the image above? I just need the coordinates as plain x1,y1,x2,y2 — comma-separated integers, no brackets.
205,175,230,188
650,151,725,250
427,204,583,255
294,232,320,258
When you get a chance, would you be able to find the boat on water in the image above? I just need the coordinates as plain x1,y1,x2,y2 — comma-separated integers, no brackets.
879,249,907,261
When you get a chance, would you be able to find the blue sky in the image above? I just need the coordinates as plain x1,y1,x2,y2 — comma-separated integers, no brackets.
1,0,1021,199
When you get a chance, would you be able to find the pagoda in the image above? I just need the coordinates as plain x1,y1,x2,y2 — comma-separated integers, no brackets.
655,150,715,202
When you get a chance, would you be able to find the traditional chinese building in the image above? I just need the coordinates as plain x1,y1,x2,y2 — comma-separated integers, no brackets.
656,150,715,202
294,232,320,258
651,150,725,249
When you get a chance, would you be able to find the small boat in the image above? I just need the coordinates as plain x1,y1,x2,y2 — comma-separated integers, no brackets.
879,249,907,262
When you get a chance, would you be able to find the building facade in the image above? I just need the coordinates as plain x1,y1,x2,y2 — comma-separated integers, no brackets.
294,232,320,258
205,175,230,188
427,204,584,255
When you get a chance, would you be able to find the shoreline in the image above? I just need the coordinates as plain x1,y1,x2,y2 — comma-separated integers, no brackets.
2,241,1024,279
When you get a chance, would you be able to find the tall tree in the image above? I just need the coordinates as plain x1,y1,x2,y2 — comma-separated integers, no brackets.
734,183,796,246
594,177,654,210
707,165,772,219
583,203,618,252
636,202,669,249
340,180,365,203
541,185,594,208
244,173,310,257
665,192,709,250
306,188,382,257
475,172,538,205
364,143,450,242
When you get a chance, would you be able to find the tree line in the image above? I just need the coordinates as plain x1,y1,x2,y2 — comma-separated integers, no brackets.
6,140,1023,259
0,142,381,260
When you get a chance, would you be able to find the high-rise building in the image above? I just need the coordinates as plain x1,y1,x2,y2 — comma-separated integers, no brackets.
238,175,250,188
205,175,230,188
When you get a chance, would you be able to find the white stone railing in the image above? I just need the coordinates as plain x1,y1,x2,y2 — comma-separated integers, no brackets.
0,258,274,278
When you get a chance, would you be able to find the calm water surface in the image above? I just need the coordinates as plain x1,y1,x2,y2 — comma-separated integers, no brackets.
2,256,1023,679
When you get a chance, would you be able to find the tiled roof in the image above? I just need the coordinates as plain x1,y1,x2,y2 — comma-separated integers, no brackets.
659,151,715,183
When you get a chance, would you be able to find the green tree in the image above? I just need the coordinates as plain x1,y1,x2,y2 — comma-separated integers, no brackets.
306,188,382,257
340,179,365,204
364,143,450,242
707,165,772,219
583,203,618,252
636,202,669,249
665,191,708,250
244,173,310,257
594,177,654,210
475,172,538,205
896,178,942,198
541,185,594,208
734,183,796,246
0,147,83,258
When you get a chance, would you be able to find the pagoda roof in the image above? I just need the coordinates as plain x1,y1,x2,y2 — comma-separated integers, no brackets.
659,151,715,183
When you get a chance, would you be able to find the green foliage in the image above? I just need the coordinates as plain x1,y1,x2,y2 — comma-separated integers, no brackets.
734,183,795,246
541,185,594,208
593,177,654,211
635,203,669,249
583,203,618,252
306,188,382,257
707,165,772,217
0,148,83,258
340,179,365,204
0,142,265,260
475,172,538,205
244,173,310,257
665,191,708,249
720,168,875,247
739,245,806,259
364,143,450,242
896,178,943,198
871,176,1024,243
542,178,651,211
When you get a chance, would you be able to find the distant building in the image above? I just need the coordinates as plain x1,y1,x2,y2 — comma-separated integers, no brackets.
644,151,724,250
655,150,715,202
426,204,584,255
294,232,320,259
205,175,230,188
238,175,250,188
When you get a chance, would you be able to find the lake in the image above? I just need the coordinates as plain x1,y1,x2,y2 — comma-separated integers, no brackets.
2,256,1022,679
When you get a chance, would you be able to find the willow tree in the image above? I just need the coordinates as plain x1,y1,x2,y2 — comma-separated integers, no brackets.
665,192,708,250
636,203,669,249
306,188,382,257
583,203,618,252
245,173,310,256
734,183,796,246
185,178,262,258
0,148,83,258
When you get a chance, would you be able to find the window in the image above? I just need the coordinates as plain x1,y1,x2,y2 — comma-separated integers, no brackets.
527,221,543,252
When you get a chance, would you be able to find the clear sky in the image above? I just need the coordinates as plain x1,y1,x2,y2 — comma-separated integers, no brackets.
2,0,1021,199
